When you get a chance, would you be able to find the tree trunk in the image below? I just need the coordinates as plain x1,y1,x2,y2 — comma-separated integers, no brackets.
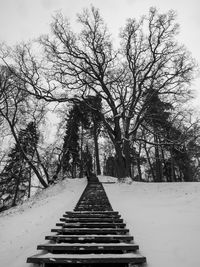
182,167,192,181
106,117,130,178
136,143,142,181
79,124,84,178
12,177,20,207
154,132,163,182
170,145,176,182
114,141,130,178
12,166,22,207
93,122,101,175
144,143,156,182
35,148,50,184
72,161,76,178
28,168,31,198
181,158,192,182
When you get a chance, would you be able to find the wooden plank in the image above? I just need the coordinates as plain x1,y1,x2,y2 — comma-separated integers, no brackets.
56,222,126,228
60,217,123,223
27,252,146,264
37,243,139,251
68,211,119,215
51,228,129,234
45,234,134,243
63,215,121,219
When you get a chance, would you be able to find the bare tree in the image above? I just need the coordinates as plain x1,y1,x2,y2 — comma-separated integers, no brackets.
4,7,196,178
0,65,48,188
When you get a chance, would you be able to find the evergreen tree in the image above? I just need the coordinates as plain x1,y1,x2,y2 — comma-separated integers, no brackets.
144,90,172,182
62,105,80,178
82,145,93,177
144,90,194,182
60,96,102,179
0,121,39,211
79,95,102,175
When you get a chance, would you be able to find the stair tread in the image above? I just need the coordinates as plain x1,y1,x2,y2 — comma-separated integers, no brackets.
37,243,139,252
51,228,129,234
60,218,123,222
53,228,127,230
63,214,121,218
28,252,143,258
38,242,138,248
57,223,126,228
58,222,125,225
45,234,133,238
66,213,119,214
27,252,146,263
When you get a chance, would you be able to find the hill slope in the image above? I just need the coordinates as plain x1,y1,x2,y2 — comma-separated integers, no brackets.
104,179,200,267
0,178,86,267
1,176,200,267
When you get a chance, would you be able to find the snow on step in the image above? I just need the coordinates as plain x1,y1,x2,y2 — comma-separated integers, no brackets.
60,217,123,222
37,242,139,251
45,234,134,242
37,242,138,247
66,213,119,215
51,228,129,234
63,213,121,218
27,252,146,264
56,222,126,228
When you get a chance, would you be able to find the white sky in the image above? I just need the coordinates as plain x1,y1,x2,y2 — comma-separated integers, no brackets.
0,0,200,103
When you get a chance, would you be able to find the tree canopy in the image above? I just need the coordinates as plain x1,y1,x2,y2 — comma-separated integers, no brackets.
0,5,198,195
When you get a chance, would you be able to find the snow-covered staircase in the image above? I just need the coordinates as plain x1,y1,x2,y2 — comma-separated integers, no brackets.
27,177,146,266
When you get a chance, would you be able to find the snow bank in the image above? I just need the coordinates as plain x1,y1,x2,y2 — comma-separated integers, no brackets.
104,181,200,267
0,178,86,267
98,175,118,183
98,175,133,184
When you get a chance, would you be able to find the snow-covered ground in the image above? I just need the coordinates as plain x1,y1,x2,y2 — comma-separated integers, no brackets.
0,178,86,267
104,179,200,267
0,176,200,267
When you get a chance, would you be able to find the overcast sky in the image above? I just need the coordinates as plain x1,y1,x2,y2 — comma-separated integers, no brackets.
0,0,200,103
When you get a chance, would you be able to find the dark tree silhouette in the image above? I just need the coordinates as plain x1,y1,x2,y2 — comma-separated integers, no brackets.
0,121,39,211
58,95,102,179
62,105,80,178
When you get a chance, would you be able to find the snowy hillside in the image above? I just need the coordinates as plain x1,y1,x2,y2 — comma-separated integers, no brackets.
104,180,200,267
0,178,86,267
1,176,200,267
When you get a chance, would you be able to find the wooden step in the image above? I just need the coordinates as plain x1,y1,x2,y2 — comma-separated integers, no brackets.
27,252,146,264
56,222,126,228
63,214,121,219
70,211,118,215
51,228,129,234
75,207,113,211
45,235,134,243
60,217,123,223
64,213,121,218
76,208,113,211
37,243,139,252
